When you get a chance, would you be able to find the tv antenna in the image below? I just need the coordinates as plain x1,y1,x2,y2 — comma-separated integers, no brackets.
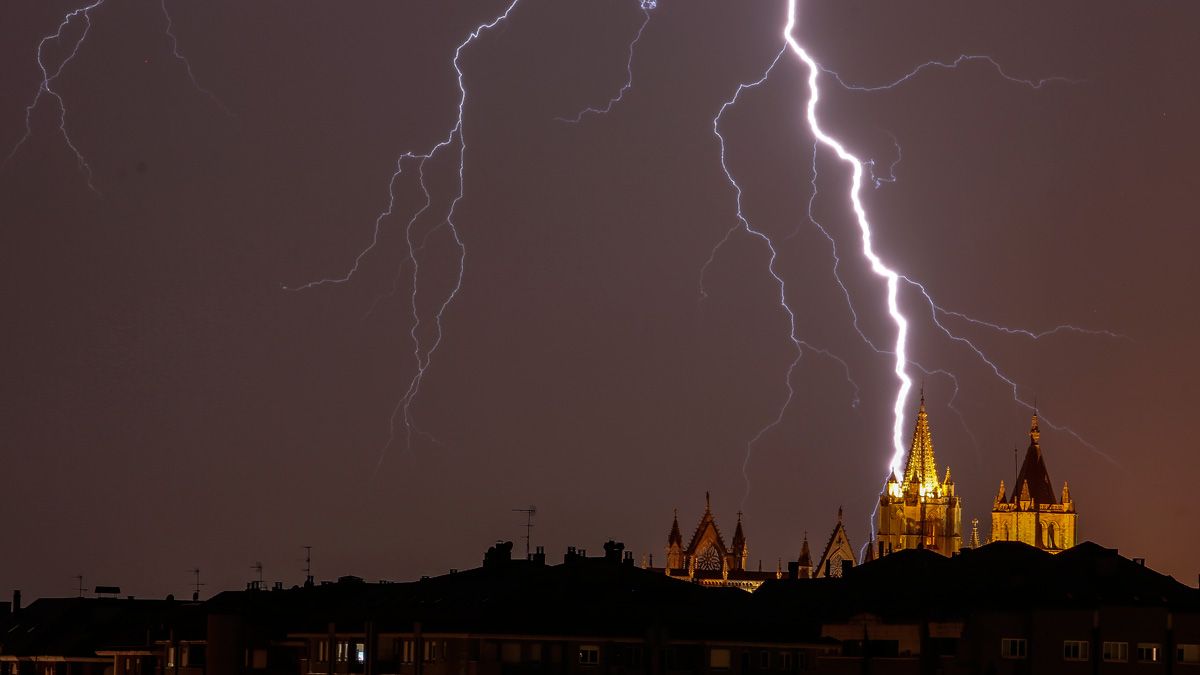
512,505,536,559
74,574,84,598
251,561,263,586
303,546,313,585
189,569,205,601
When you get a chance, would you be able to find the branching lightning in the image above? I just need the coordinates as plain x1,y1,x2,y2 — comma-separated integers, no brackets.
287,1,524,472
7,0,227,193
556,1,656,123
705,49,863,509
706,1,1115,517
6,0,107,195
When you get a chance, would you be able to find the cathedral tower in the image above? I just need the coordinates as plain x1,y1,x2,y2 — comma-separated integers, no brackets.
870,395,963,558
990,413,1077,551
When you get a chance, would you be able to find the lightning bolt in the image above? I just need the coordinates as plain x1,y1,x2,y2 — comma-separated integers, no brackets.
778,4,916,483
160,0,231,115
710,2,1113,516
286,1,524,473
6,0,107,195
704,49,863,509
6,0,227,193
556,1,655,123
819,54,1084,93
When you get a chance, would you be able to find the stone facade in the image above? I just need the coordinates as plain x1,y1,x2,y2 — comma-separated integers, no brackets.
870,396,963,559
990,413,1077,551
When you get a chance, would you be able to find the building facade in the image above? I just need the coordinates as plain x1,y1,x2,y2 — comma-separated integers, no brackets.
990,413,1077,551
870,397,963,559
652,493,779,591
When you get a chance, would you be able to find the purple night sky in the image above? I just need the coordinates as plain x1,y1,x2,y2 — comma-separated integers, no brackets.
2,0,1198,600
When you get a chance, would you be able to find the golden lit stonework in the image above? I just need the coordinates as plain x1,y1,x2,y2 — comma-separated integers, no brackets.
989,413,1077,551
869,395,963,559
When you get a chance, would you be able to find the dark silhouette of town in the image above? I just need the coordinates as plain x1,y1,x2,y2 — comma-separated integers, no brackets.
3,405,1196,673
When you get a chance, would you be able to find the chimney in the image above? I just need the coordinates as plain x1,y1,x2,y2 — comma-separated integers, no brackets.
1133,558,1146,567
786,561,799,580
12,590,20,615
483,541,514,568
603,541,624,563
532,546,546,566
623,551,634,567
878,541,885,558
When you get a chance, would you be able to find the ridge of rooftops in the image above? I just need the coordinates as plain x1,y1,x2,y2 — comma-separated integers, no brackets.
4,539,1197,646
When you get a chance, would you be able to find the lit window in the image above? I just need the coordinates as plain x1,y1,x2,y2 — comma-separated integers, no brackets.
355,643,365,663
1102,642,1128,662
399,640,414,664
167,647,176,668
1063,640,1089,661
1178,644,1200,664
579,645,599,665
422,641,439,663
1001,638,1027,659
1137,643,1161,663
710,649,730,669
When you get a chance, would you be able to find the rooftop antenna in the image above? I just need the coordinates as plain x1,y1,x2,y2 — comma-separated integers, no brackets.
303,546,313,586
512,505,536,559
74,574,85,598
252,561,263,586
1014,443,1019,490
189,569,204,601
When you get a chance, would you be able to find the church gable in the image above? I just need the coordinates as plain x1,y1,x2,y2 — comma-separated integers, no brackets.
686,496,729,572
816,510,855,578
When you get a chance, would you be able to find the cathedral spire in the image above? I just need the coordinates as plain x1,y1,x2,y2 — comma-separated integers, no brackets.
668,508,682,547
901,397,940,495
1013,413,1056,505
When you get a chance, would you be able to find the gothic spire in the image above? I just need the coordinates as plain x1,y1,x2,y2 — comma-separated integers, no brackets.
668,508,683,547
1013,413,1057,505
902,397,940,494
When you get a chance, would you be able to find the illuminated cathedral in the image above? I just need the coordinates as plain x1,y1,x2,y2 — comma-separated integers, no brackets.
868,395,963,559
989,412,1077,551
651,399,1077,580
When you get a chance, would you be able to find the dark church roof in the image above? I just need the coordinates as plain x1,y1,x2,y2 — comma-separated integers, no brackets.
1010,413,1058,505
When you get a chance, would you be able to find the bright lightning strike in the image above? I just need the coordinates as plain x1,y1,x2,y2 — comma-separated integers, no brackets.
782,1,915,481
6,0,107,195
556,1,655,123
712,2,1106,501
